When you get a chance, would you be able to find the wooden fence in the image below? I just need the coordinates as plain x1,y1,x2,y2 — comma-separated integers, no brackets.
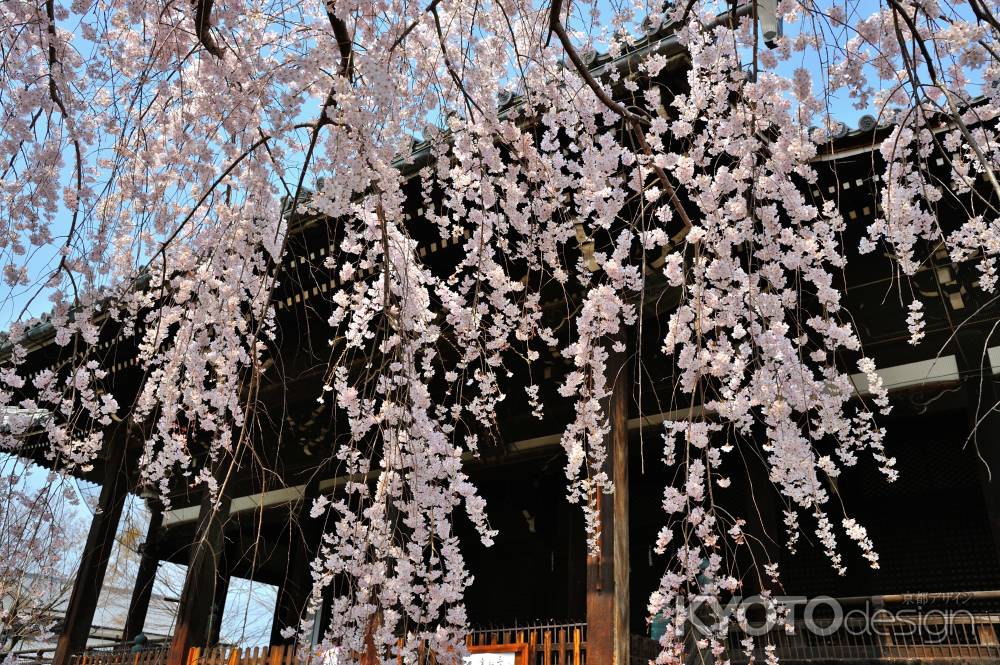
468,622,586,664
69,625,590,665
64,611,1000,665
185,645,298,665
70,645,170,665
182,634,582,665
182,624,590,665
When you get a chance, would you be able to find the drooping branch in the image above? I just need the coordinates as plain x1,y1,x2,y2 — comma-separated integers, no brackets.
546,0,693,240
192,0,225,58
149,122,316,267
285,1,357,220
430,3,485,118
44,0,83,292
326,0,354,79
388,0,442,52
548,0,637,122
888,0,1000,201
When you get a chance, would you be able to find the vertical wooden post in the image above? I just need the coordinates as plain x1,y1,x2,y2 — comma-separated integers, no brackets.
166,469,232,665
270,476,322,645
123,502,164,641
52,428,133,665
207,567,230,646
586,342,630,665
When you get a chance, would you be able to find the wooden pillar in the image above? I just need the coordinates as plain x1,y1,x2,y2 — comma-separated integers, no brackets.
270,477,322,645
586,344,630,665
207,568,230,646
52,429,133,665
122,502,164,641
165,472,232,665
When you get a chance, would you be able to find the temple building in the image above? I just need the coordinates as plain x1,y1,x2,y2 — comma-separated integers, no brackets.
6,9,1000,665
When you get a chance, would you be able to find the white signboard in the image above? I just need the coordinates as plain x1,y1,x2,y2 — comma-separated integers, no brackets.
462,654,516,665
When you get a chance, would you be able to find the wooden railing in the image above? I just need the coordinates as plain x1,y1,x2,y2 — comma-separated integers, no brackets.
64,611,1000,665
184,636,580,665
70,645,170,665
68,624,588,665
185,645,298,665
725,612,1000,663
469,622,586,664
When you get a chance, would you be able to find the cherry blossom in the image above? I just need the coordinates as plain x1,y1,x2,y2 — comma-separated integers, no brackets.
1,0,999,661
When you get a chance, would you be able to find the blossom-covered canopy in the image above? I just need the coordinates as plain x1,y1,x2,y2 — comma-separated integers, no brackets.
2,0,999,660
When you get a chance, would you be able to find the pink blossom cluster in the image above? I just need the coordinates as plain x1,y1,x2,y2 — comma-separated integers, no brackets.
1,0,998,661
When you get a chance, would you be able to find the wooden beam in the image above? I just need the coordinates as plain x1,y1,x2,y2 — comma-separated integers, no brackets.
586,344,630,665
52,428,134,665
165,469,232,665
122,502,164,641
